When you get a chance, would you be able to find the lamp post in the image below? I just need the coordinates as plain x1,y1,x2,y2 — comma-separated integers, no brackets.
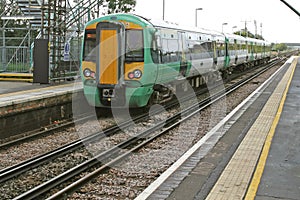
195,8,203,27
260,23,263,39
163,0,165,20
232,25,237,34
222,22,228,33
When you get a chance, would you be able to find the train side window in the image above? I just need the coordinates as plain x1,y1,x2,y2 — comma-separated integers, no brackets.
228,42,235,56
217,42,225,57
168,39,179,62
161,39,169,63
161,38,179,63
206,42,214,58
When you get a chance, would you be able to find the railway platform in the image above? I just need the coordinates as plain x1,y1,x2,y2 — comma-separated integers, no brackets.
0,79,84,139
136,56,300,200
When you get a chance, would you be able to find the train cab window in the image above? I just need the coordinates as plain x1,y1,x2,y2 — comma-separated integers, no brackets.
125,29,144,62
83,30,97,62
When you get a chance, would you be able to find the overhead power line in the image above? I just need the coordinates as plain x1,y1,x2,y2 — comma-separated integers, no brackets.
280,0,300,18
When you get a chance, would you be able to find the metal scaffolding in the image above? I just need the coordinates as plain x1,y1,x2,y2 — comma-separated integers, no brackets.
0,0,102,80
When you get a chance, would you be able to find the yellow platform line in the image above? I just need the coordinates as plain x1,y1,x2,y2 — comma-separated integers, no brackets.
0,73,33,78
205,57,298,200
0,78,33,82
0,73,33,82
244,57,298,199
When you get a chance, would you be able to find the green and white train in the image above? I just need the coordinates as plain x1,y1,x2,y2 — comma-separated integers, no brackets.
81,13,271,108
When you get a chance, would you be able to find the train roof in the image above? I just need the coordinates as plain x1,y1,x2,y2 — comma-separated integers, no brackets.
145,16,270,45
224,32,270,45
85,14,270,45
89,13,226,39
148,17,224,37
246,37,268,45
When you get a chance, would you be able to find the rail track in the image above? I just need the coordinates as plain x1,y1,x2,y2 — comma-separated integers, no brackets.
0,57,284,150
1,51,296,148
0,57,288,199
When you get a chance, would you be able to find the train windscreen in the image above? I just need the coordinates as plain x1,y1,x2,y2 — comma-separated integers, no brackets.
83,30,97,62
125,29,144,62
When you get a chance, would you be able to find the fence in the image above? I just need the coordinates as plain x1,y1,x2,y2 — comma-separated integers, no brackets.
0,46,31,72
0,38,82,79
51,37,82,80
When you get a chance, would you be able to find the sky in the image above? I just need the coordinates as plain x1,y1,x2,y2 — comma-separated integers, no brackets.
132,0,300,43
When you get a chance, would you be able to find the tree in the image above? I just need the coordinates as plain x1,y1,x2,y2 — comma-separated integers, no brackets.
106,0,136,14
233,29,264,40
273,43,288,51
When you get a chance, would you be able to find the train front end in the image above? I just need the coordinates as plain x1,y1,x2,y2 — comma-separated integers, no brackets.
81,14,156,108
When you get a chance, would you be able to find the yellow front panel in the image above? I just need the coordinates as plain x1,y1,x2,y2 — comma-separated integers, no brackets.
100,30,118,85
125,62,144,80
82,61,96,79
86,20,143,30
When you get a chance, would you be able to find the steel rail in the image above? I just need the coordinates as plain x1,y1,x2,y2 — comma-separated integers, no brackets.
1,56,284,185
0,91,182,183
0,110,146,183
0,112,94,149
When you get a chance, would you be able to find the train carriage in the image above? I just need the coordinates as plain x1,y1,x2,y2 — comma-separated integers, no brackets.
224,33,248,66
81,13,271,108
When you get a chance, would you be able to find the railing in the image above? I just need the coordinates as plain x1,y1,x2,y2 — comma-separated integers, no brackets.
50,36,82,81
0,46,30,72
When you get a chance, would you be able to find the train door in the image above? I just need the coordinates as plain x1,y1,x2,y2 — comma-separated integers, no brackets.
96,22,125,106
96,22,125,86
224,38,230,67
213,40,218,68
178,32,188,77
234,39,238,64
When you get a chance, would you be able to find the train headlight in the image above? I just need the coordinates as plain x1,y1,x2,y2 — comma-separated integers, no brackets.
133,69,142,78
128,69,142,79
83,68,95,78
83,68,91,77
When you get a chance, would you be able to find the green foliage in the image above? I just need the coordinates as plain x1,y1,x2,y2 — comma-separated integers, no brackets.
106,0,136,14
272,43,288,51
234,29,264,40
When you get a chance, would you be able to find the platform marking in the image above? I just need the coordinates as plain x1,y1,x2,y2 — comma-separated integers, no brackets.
0,82,82,98
245,56,298,200
0,82,83,107
205,57,298,200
